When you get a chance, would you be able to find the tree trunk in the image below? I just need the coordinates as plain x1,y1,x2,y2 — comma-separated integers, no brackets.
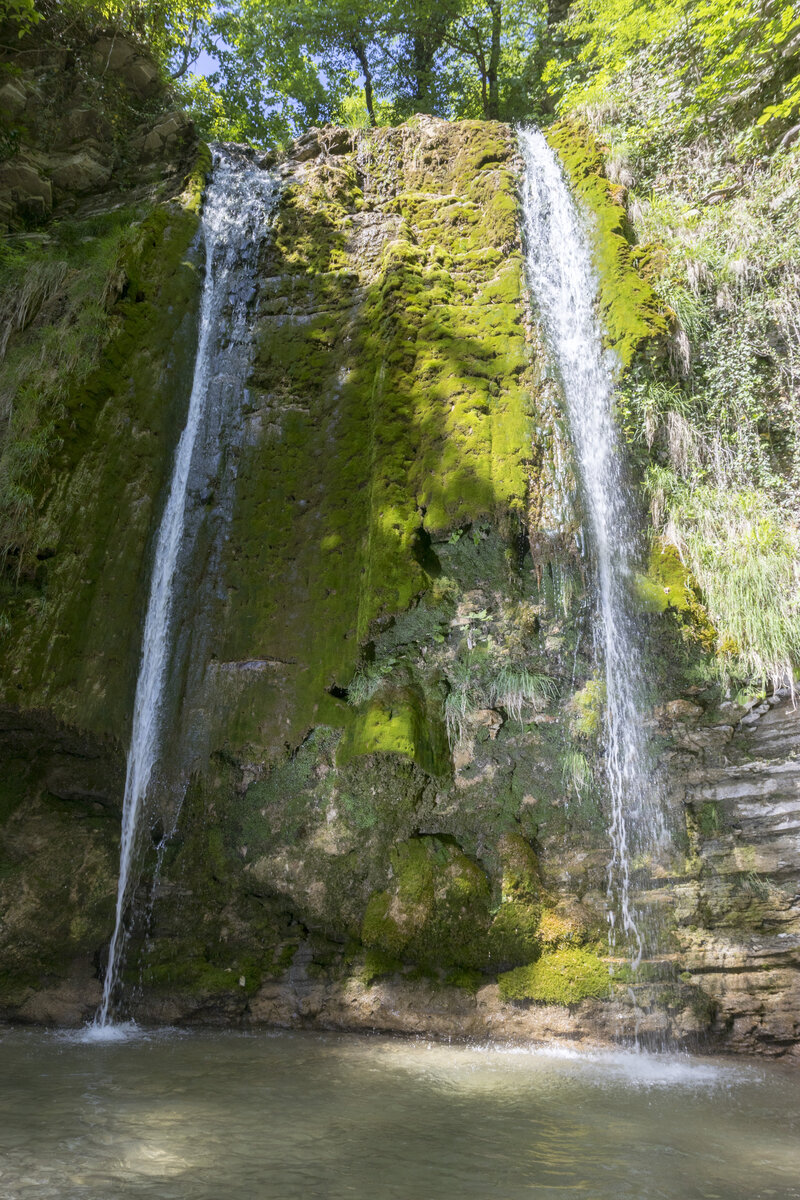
351,38,376,126
412,35,435,110
486,0,502,119
547,0,573,25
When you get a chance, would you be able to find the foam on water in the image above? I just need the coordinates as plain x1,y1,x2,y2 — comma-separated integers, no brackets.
70,1021,141,1045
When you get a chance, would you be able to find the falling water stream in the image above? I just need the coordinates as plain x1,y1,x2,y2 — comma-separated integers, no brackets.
519,129,668,966
95,149,278,1029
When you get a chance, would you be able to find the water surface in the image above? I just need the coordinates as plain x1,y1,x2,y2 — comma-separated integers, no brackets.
1,1028,798,1199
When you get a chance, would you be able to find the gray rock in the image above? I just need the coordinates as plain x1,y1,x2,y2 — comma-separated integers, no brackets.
46,151,112,195
0,81,26,117
0,160,52,222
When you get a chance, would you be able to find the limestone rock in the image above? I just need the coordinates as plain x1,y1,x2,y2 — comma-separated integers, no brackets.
47,150,112,195
59,107,112,148
658,697,704,720
0,160,52,221
134,110,194,162
92,34,161,97
0,80,27,116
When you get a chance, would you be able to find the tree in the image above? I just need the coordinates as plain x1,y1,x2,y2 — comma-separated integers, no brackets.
182,0,552,143
543,0,800,140
441,0,504,118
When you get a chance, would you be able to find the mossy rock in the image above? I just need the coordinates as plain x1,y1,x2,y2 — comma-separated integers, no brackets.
547,121,667,368
361,835,492,971
498,946,611,1005
337,684,450,776
488,898,542,967
569,678,606,740
636,543,717,652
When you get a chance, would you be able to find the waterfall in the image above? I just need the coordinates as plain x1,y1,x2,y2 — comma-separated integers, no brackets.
94,148,278,1029
519,128,667,967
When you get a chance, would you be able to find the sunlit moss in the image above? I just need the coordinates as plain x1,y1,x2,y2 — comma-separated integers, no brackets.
546,121,667,369
498,947,611,1005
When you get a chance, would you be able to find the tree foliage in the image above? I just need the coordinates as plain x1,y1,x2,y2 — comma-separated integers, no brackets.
179,0,552,144
545,0,800,143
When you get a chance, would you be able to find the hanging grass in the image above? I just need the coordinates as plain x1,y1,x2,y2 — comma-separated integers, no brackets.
490,665,559,725
663,485,800,690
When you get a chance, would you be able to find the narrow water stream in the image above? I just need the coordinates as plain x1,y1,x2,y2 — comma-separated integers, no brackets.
519,129,668,965
0,1029,798,1200
96,150,278,1028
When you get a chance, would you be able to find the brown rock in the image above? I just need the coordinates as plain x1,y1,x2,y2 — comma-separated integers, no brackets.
658,698,704,720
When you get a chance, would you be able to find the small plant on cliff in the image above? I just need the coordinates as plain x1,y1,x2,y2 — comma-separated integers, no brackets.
347,658,397,706
661,484,800,691
490,665,558,725
562,749,593,799
569,678,606,740
444,654,481,747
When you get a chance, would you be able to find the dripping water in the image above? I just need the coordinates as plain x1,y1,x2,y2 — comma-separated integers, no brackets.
94,148,278,1029
519,128,669,968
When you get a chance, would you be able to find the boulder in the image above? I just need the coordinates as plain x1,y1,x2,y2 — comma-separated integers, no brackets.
124,57,161,98
0,160,52,221
292,129,323,162
136,110,194,161
92,34,161,98
46,151,112,195
92,35,137,71
61,107,112,147
0,80,26,117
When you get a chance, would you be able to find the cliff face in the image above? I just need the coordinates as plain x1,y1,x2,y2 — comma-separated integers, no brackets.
0,86,797,1055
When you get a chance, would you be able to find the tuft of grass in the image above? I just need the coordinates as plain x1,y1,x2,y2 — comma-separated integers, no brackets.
662,484,800,690
347,658,397,706
562,749,593,798
0,259,69,362
443,652,558,748
490,665,558,725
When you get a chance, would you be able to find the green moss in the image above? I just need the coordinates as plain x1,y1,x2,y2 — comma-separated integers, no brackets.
0,192,204,738
444,967,483,992
360,948,402,985
215,119,532,759
360,835,493,971
337,684,449,775
537,906,594,947
570,678,606,740
547,121,667,368
636,542,717,650
182,142,213,214
497,832,540,903
140,947,264,997
488,898,542,965
498,947,611,1005
361,892,405,957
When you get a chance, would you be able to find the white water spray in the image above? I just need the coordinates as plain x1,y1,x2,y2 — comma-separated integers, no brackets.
519,128,667,965
95,149,278,1028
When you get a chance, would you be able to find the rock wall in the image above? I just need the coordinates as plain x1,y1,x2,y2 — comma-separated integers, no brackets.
0,89,798,1058
676,693,800,1055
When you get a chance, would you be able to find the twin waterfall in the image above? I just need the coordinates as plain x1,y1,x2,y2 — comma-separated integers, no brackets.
95,149,278,1029
95,132,666,1027
519,129,667,966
